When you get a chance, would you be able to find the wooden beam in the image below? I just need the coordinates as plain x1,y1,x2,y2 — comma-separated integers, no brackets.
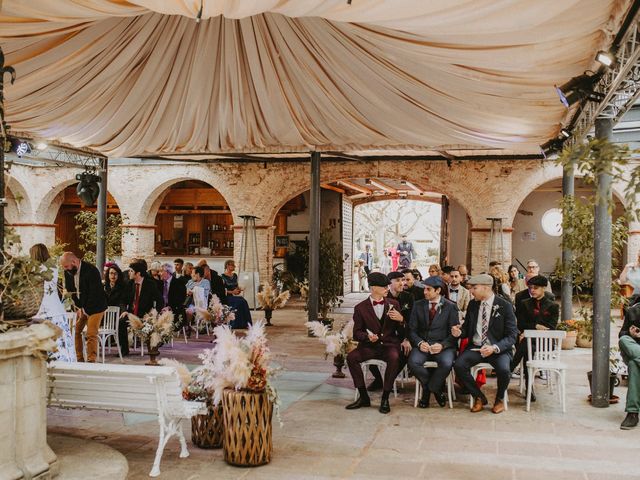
337,180,372,195
321,183,345,194
369,178,397,194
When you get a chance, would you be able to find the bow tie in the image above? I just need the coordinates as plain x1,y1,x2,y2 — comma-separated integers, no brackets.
450,289,458,293
372,300,385,306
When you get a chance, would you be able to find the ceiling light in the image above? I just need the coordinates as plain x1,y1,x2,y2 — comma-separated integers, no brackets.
34,141,48,150
595,50,615,68
559,128,571,139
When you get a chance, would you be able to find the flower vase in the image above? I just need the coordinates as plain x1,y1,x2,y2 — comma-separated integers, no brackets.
145,342,160,366
264,308,273,327
561,331,577,350
332,354,346,378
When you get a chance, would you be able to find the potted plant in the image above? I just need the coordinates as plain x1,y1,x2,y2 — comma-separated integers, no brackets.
256,284,290,326
587,346,625,403
557,319,579,350
305,319,354,378
199,320,280,466
128,309,174,365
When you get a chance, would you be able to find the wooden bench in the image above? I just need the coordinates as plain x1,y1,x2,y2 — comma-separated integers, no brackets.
47,361,206,477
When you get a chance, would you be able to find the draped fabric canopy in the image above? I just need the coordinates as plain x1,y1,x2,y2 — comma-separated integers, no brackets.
0,0,630,157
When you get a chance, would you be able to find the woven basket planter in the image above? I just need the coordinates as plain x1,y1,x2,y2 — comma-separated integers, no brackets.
3,282,44,320
191,401,224,449
222,389,273,467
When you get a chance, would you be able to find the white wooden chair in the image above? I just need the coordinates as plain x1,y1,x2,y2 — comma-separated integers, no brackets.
469,363,509,410
64,311,76,338
47,361,206,477
413,361,456,409
353,359,398,400
524,330,567,412
82,306,123,363
193,286,209,338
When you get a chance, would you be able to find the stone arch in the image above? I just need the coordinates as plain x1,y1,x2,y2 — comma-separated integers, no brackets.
5,174,33,223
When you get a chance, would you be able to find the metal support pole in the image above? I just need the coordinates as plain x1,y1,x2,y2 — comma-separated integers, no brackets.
308,151,321,323
96,158,108,270
592,117,613,408
561,160,575,322
0,48,16,260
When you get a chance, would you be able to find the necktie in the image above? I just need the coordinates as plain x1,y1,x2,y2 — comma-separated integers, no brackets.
481,301,489,345
163,280,169,306
373,299,385,306
133,283,141,316
428,302,437,326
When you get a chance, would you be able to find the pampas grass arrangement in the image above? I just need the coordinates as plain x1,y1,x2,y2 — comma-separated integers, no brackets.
195,294,236,330
256,284,290,310
128,308,174,349
305,319,354,358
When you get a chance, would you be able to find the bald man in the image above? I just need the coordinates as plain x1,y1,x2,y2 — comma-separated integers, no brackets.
61,252,107,362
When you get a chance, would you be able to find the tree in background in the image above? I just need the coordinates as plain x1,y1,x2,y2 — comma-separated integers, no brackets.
74,211,125,264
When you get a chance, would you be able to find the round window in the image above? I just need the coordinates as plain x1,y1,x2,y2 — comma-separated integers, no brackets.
541,208,563,236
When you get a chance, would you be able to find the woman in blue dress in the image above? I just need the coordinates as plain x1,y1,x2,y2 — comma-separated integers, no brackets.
221,260,252,329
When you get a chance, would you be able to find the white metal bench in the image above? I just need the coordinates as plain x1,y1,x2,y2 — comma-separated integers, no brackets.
47,361,206,477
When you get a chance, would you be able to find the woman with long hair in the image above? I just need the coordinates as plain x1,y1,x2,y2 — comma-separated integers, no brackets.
506,264,526,303
30,243,76,362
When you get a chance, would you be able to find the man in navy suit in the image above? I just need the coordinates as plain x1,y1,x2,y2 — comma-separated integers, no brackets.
452,274,518,414
346,272,404,414
408,276,460,408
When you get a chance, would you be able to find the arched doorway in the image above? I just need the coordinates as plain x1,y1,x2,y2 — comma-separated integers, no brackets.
54,184,121,257
512,177,627,277
153,180,233,258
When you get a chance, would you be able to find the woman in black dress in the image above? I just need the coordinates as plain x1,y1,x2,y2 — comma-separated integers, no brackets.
221,260,252,329
104,263,130,355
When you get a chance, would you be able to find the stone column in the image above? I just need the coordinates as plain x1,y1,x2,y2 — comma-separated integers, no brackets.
469,226,513,274
628,221,640,263
233,224,275,285
121,224,156,265
8,224,56,250
0,323,61,479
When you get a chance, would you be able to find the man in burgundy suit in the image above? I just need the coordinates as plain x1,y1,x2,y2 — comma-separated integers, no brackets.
346,272,404,414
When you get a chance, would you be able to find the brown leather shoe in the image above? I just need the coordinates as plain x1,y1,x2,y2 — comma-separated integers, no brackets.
491,400,505,414
471,397,486,412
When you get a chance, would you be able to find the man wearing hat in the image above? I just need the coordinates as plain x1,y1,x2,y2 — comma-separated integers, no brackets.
408,276,460,407
452,273,518,414
511,275,559,401
346,272,405,414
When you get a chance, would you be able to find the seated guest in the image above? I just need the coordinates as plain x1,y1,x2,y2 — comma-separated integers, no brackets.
184,266,211,333
104,264,128,313
408,276,460,408
428,264,441,277
181,262,194,287
196,259,226,302
452,274,518,414
120,261,163,355
402,268,425,301
515,273,555,316
412,268,424,282
346,272,404,414
158,263,187,328
221,260,253,329
511,275,559,401
506,265,527,303
173,258,185,279
457,264,469,288
441,266,455,285
448,268,471,322
619,304,640,429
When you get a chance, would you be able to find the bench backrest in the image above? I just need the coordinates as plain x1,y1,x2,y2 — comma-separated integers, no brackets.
47,361,187,416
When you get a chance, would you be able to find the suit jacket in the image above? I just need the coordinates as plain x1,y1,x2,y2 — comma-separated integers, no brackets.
450,285,471,321
620,303,640,343
211,270,227,304
353,297,403,347
397,241,415,263
358,251,373,270
387,290,414,323
515,289,554,320
126,277,163,317
516,294,560,332
158,275,187,311
409,285,425,302
63,260,107,315
408,297,459,350
460,295,518,355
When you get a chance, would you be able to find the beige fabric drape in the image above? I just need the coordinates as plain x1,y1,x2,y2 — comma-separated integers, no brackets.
0,0,630,157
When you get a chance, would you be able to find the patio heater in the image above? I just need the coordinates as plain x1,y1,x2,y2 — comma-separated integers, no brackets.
238,215,260,309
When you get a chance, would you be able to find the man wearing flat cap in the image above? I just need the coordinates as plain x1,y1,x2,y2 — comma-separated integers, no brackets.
408,276,460,407
452,273,518,414
511,275,559,401
346,272,404,414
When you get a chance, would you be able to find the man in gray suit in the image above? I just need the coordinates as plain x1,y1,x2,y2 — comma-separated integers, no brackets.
408,276,460,408
397,235,415,269
358,245,374,275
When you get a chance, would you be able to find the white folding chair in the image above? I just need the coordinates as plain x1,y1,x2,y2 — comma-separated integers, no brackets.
469,363,509,410
82,306,123,363
193,287,209,338
413,361,456,409
64,311,76,339
354,359,398,400
524,330,567,413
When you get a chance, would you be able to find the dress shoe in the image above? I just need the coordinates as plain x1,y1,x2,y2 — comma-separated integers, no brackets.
379,397,391,414
367,378,383,392
621,412,639,430
470,395,488,413
491,400,505,414
346,396,371,410
434,391,447,408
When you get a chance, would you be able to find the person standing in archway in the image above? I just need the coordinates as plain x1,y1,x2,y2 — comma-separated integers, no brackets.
359,245,373,275
397,235,415,269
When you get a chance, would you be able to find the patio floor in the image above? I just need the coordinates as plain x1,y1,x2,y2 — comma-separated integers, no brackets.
47,294,640,480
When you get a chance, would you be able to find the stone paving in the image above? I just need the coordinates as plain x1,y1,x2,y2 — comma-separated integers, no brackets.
48,294,640,479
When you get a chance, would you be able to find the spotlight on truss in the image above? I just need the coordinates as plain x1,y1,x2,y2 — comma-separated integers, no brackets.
75,171,101,207
595,50,616,68
555,71,604,108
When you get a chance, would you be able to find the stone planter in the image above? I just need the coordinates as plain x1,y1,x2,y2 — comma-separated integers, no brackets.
576,333,592,348
0,322,61,479
561,331,577,350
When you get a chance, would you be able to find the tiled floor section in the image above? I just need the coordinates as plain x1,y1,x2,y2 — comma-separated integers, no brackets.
48,295,640,479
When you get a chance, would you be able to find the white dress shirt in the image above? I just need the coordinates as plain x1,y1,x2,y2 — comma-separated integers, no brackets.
370,297,384,319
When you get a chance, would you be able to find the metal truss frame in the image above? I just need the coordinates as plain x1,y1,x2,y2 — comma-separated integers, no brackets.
10,142,105,170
